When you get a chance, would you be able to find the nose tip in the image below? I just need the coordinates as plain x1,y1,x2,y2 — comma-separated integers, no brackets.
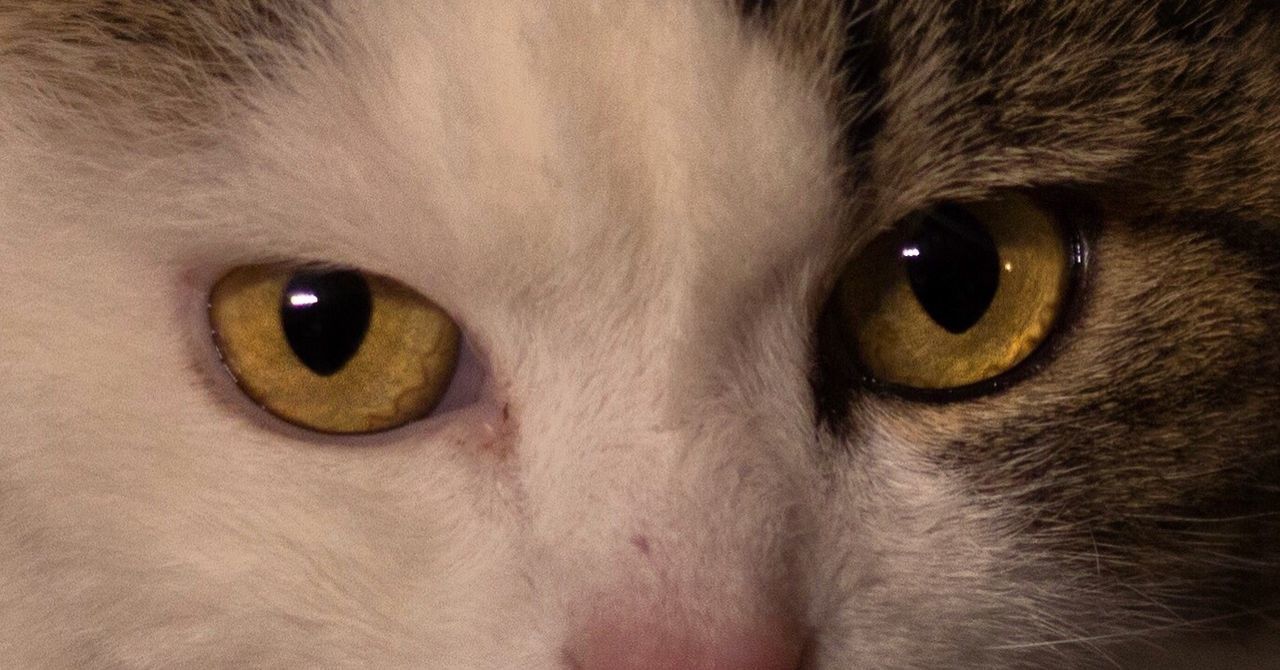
568,619,804,670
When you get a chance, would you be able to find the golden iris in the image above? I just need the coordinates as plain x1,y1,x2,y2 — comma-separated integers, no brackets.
836,194,1071,391
209,266,460,433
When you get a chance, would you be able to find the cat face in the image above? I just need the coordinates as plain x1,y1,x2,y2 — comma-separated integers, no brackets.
0,1,1277,668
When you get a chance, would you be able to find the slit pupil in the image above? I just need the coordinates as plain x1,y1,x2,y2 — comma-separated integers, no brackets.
902,204,1001,334
280,271,373,376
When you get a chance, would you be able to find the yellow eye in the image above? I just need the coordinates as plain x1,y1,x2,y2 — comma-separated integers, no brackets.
835,194,1075,391
209,266,461,434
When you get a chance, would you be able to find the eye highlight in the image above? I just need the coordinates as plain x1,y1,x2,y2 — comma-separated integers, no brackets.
209,266,461,434
834,193,1077,393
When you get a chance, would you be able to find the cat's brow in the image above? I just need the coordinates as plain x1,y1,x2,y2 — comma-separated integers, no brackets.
0,1,332,134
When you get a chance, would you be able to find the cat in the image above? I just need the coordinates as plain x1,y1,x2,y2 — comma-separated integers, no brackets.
1,1,1278,668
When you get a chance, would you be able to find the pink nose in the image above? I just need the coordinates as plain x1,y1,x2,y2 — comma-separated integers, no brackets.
568,619,803,670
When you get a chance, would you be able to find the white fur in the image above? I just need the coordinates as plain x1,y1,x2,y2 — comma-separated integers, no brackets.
0,1,1275,668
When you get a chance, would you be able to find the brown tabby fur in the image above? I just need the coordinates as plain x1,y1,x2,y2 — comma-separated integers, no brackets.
2,0,1277,666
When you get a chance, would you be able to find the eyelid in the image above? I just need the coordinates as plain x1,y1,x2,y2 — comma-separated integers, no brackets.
829,191,1090,401
207,264,463,435
430,336,487,415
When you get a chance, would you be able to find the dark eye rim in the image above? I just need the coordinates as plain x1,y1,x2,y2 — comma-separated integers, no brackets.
818,187,1097,407
206,261,470,437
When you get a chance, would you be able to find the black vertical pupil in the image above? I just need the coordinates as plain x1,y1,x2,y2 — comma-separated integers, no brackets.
902,204,1001,334
280,271,373,376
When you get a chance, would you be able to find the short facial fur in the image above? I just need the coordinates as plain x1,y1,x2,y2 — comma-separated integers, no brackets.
0,1,1277,668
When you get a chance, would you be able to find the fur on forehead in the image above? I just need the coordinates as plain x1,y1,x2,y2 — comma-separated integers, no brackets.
11,0,1277,227
750,0,1280,226
0,1,333,145
1,1,844,324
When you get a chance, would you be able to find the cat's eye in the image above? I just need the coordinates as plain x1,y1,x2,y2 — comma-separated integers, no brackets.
208,266,461,434
834,193,1076,392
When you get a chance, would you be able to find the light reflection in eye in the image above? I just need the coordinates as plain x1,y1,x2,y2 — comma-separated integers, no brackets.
901,247,921,258
209,266,464,433
288,292,320,307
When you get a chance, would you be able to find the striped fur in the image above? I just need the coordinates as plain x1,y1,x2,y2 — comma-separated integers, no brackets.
1,1,1276,668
